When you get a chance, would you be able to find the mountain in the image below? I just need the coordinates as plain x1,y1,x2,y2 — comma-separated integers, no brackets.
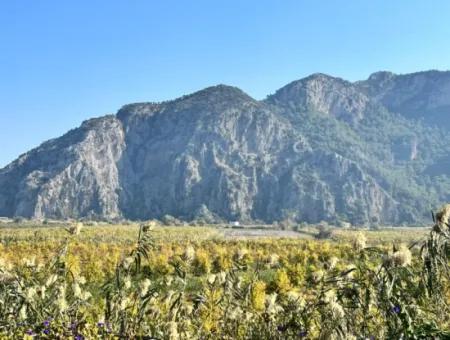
1,71,450,225
357,70,450,127
267,73,371,123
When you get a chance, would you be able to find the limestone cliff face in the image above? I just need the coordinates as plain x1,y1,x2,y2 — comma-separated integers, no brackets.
267,74,371,123
0,116,125,219
1,72,450,224
116,85,297,221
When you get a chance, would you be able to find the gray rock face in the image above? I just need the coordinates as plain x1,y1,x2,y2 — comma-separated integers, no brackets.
267,74,371,123
0,116,125,219
1,72,450,224
357,70,450,127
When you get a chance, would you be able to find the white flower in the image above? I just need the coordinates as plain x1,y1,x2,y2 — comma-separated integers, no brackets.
69,222,83,235
207,274,216,285
57,297,68,312
23,257,36,267
123,276,132,290
36,263,44,272
392,250,412,267
19,305,27,320
266,293,283,314
142,220,157,231
119,297,129,311
183,246,195,262
323,290,337,303
228,306,243,320
123,257,134,270
0,259,13,280
165,290,175,302
217,271,227,284
235,276,244,289
344,265,357,279
266,292,277,306
328,257,339,269
45,274,58,287
73,283,82,298
25,287,37,302
77,276,87,285
386,244,412,267
312,270,324,282
236,248,248,261
268,253,279,267
329,300,345,319
286,290,301,303
323,289,345,320
184,303,194,315
168,321,179,340
165,276,173,286
58,284,67,296
352,232,367,251
81,291,92,301
140,278,152,297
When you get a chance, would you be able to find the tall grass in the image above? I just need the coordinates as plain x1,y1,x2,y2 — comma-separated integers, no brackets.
0,218,448,338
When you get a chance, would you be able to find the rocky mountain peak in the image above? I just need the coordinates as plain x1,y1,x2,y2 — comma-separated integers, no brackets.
117,84,255,124
172,84,256,109
185,84,251,99
303,72,344,82
117,103,162,121
266,73,370,122
366,71,396,82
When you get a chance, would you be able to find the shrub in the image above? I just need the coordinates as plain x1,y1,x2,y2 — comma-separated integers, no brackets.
315,225,334,239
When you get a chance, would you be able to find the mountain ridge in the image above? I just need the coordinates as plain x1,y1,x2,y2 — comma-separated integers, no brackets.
2,70,450,225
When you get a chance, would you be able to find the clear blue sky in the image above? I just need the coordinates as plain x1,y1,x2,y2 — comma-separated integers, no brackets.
1,1,450,167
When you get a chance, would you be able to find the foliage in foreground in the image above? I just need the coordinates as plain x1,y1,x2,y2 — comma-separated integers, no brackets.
0,220,449,339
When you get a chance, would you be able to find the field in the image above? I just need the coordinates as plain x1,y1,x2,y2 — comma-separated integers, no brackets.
0,222,449,339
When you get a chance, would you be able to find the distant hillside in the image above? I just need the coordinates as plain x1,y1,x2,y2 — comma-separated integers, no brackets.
1,70,450,225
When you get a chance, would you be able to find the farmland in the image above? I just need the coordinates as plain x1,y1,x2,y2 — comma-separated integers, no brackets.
0,222,448,339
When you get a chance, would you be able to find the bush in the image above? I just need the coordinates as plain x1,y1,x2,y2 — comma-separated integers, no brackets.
13,216,25,224
161,214,183,226
315,225,334,239
279,218,295,230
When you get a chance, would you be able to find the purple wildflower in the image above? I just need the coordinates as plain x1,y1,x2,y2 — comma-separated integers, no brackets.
43,320,51,327
26,329,34,336
97,322,104,327
43,329,50,335
391,305,401,313
299,330,308,337
277,324,287,332
74,335,84,340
